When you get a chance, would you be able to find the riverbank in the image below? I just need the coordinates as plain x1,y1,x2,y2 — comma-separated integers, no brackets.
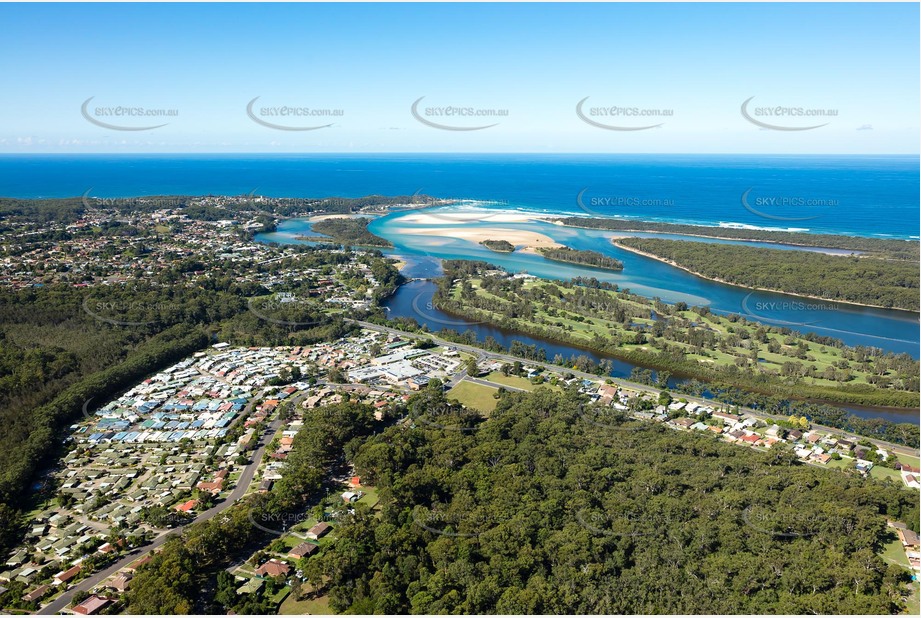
612,240,921,314
554,216,918,260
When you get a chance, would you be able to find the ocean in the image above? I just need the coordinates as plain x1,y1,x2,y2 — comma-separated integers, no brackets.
1,153,918,239
3,153,919,358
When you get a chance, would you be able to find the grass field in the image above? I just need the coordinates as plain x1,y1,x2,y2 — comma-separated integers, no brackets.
869,465,905,483
484,371,565,392
448,380,499,413
881,537,911,569
356,485,379,508
279,594,331,615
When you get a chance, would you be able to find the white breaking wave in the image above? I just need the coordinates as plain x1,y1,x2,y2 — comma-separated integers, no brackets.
718,221,811,233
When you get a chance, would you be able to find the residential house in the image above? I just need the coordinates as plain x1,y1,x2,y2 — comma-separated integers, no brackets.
53,564,82,586
22,584,51,603
174,499,198,513
711,411,741,424
288,543,319,560
306,522,332,540
897,528,920,549
255,559,290,578
110,573,133,592
72,595,111,615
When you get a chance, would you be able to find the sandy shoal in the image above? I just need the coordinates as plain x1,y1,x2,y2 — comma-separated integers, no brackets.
394,226,562,248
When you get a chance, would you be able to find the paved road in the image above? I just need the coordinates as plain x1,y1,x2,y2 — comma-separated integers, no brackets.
353,320,920,458
39,397,287,615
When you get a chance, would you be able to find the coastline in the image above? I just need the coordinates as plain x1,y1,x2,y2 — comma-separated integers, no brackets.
551,219,906,254
612,240,920,314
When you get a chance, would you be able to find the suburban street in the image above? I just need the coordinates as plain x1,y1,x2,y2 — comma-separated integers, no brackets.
39,396,286,615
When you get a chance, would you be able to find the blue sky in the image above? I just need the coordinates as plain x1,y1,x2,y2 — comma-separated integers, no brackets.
0,2,917,154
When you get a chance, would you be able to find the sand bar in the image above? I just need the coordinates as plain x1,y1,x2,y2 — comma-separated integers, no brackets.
391,225,562,249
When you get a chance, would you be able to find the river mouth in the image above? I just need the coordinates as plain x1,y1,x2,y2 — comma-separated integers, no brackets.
254,214,919,426
364,207,919,357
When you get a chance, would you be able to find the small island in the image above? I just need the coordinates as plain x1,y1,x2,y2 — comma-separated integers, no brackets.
537,246,624,270
480,239,516,252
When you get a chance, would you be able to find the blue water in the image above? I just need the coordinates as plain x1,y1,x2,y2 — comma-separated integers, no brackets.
1,154,916,423
1,153,917,238
2,153,918,357
260,210,919,357
380,257,918,426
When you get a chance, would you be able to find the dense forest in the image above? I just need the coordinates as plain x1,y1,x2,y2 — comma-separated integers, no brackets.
615,238,919,311
114,387,919,614
302,387,919,614
537,246,624,270
557,216,919,261
479,239,515,252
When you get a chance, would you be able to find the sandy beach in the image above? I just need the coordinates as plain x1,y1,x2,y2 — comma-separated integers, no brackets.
392,225,562,249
